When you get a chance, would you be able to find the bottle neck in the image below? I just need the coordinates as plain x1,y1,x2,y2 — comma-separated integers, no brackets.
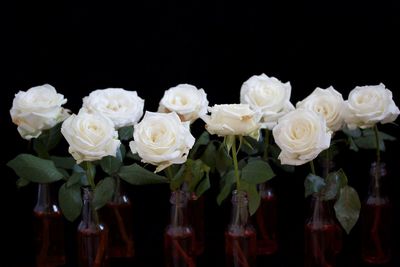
81,187,100,227
229,190,249,228
369,162,387,198
34,183,58,213
308,195,335,228
111,176,129,204
170,190,189,227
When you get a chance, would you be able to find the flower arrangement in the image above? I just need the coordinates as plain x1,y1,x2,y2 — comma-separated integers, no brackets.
6,78,399,267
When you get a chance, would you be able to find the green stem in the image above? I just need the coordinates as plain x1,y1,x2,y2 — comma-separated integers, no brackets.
310,160,316,176
84,161,96,190
165,166,174,180
231,136,241,190
263,129,270,161
373,124,381,166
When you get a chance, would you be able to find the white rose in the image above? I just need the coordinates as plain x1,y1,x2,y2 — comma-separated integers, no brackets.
296,86,345,132
344,84,400,129
129,112,195,172
202,104,261,138
61,112,120,163
10,84,69,140
273,109,331,166
81,88,144,129
240,74,294,130
158,84,209,123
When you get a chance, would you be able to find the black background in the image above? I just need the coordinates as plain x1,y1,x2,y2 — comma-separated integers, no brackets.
1,1,400,267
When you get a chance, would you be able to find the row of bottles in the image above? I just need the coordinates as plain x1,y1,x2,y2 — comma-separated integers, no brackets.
32,162,392,267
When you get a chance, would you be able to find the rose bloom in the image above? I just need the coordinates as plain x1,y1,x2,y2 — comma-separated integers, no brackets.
61,111,120,163
81,88,144,129
296,86,345,132
158,84,208,123
273,109,331,166
129,112,195,172
240,74,294,130
202,104,261,139
344,84,400,129
10,84,69,140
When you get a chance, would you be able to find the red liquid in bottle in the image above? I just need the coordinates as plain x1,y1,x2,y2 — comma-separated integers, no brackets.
225,229,257,267
77,225,109,267
101,201,134,258
255,191,278,255
305,223,342,267
33,211,66,267
164,228,196,267
361,198,392,264
187,194,205,256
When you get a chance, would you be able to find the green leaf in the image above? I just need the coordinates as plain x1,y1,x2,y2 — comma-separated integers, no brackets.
100,155,122,175
119,144,126,159
67,172,84,188
93,177,115,210
348,137,359,152
7,154,64,183
188,160,206,192
59,183,82,222
216,144,232,176
118,126,134,141
195,173,210,197
217,170,236,205
354,135,385,151
16,178,30,188
322,169,348,200
304,174,326,198
50,156,75,169
57,168,70,179
379,131,396,141
224,135,235,154
170,165,186,191
241,159,275,184
240,136,260,156
342,127,362,138
241,182,261,215
33,123,63,156
190,131,210,158
200,142,217,170
126,151,142,161
118,164,168,185
334,185,361,234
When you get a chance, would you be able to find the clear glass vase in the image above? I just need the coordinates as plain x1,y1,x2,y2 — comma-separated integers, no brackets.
33,183,66,267
361,162,392,264
77,187,109,267
254,182,278,256
304,195,342,267
225,190,257,267
100,177,134,261
164,190,196,267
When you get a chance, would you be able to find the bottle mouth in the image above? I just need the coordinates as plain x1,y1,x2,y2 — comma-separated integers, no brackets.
170,190,188,206
231,190,248,205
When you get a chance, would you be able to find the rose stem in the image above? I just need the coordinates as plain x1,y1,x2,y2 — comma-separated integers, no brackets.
172,239,195,267
231,136,240,190
94,228,107,267
113,207,134,256
233,239,250,267
371,205,384,258
263,129,270,161
310,160,316,176
256,207,270,242
38,216,50,261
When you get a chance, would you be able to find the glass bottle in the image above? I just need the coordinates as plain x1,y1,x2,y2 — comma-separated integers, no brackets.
33,183,66,267
361,162,392,264
164,190,196,267
304,195,342,267
77,187,109,267
100,177,135,261
254,182,278,256
187,192,205,256
225,190,257,267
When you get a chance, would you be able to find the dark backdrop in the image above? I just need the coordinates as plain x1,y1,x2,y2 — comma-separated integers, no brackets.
1,1,400,267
